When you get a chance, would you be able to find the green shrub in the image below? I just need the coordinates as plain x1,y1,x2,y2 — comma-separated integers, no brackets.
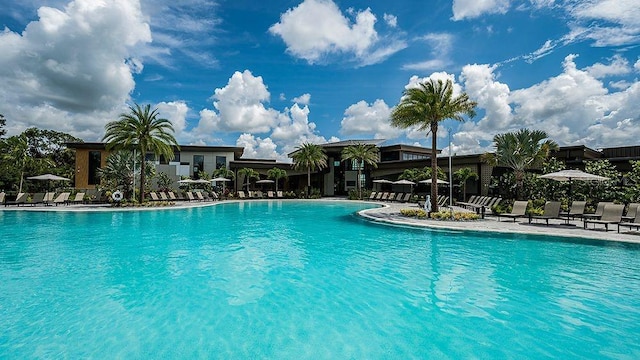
400,209,427,218
430,210,480,221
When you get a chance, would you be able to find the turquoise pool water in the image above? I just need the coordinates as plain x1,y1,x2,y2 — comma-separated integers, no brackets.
1,201,639,358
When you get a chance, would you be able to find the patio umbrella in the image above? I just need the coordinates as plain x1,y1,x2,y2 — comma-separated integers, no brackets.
27,173,71,192
211,177,231,182
419,179,449,185
393,179,416,193
256,179,275,184
177,179,196,184
540,169,609,204
373,179,393,191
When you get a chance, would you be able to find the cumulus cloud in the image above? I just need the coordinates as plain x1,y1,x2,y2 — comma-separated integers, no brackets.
383,13,398,27
0,0,151,138
452,0,510,21
204,70,280,133
585,55,633,79
340,99,401,139
236,133,280,160
292,93,311,105
269,0,406,66
454,54,640,155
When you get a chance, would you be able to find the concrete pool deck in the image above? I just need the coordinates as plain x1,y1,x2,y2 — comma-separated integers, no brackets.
4,198,640,244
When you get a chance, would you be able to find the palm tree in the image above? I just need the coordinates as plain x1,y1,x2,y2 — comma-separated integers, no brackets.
238,168,259,191
291,142,328,197
103,103,179,203
97,150,135,198
391,79,477,212
213,166,235,181
454,167,478,201
483,128,559,200
267,167,288,193
341,144,380,199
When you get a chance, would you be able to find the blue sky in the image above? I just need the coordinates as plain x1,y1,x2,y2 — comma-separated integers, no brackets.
1,0,639,161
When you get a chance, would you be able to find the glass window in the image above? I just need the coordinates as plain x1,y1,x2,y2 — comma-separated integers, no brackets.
88,151,101,185
350,159,363,170
193,155,204,177
216,156,227,169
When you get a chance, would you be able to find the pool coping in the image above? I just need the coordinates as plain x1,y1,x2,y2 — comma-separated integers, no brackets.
4,198,640,244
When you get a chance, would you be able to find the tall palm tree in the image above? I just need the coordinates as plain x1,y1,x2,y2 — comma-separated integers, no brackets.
454,167,478,201
483,128,559,200
103,103,179,203
391,79,477,211
213,166,235,181
238,167,259,191
291,142,328,197
341,144,380,199
267,167,288,193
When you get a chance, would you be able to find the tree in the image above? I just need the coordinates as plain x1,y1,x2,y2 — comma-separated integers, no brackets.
483,128,559,200
213,166,235,181
98,151,136,198
1,134,53,193
391,79,477,211
238,168,259,191
103,103,179,203
0,114,6,139
267,167,288,193
454,167,478,201
291,142,328,197
341,144,380,199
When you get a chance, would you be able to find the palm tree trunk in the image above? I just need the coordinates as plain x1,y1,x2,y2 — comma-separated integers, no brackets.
431,122,439,212
307,167,311,197
139,151,146,203
357,167,362,199
18,170,24,194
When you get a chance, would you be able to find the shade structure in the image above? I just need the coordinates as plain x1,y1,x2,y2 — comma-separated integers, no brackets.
419,179,449,185
27,173,71,192
540,169,609,204
256,179,275,184
210,177,231,182
392,179,416,185
27,174,71,181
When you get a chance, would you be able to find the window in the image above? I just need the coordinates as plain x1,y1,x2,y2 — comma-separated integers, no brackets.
359,173,366,189
216,156,227,169
402,153,428,161
88,151,101,185
193,155,204,177
334,160,341,167
145,153,156,162
350,159,363,171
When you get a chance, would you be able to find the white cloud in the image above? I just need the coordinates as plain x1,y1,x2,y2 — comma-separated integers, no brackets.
452,0,510,21
402,33,454,71
0,0,151,139
383,13,398,27
206,70,280,133
292,93,311,105
269,0,406,66
568,0,640,47
236,133,279,160
453,54,640,155
585,55,632,79
340,99,402,139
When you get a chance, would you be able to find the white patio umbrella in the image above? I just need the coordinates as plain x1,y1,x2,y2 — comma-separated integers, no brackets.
211,177,231,182
27,173,71,192
256,179,275,184
540,169,609,204
177,179,196,184
393,179,416,193
373,179,393,191
419,179,449,185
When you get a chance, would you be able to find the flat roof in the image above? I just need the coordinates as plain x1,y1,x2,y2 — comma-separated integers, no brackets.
66,142,245,158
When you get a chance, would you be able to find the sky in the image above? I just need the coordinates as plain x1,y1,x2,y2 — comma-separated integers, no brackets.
1,0,639,162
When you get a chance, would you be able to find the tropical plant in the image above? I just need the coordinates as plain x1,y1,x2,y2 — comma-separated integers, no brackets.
483,128,559,200
341,144,380,199
577,159,621,203
391,79,477,211
267,167,288,192
291,142,328,197
1,133,54,193
454,167,478,202
213,166,235,180
156,172,173,192
624,160,640,202
98,150,136,198
238,168,259,191
103,103,179,203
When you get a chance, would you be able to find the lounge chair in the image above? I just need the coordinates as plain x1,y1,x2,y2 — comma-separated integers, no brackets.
618,210,640,233
195,191,206,201
149,192,160,201
211,192,219,201
276,191,283,198
5,193,27,206
25,192,46,206
0,192,5,205
70,192,85,205
43,192,55,205
168,191,178,201
53,192,70,206
399,193,412,203
368,192,378,201
267,191,275,198
237,191,246,199
497,201,528,222
622,203,640,222
584,204,625,231
561,201,586,220
186,191,196,201
380,192,389,201
385,193,396,202
582,202,612,221
529,201,562,225
375,192,383,200
159,192,169,201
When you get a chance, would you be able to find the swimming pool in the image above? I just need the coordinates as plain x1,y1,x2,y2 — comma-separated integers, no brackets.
1,201,639,358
